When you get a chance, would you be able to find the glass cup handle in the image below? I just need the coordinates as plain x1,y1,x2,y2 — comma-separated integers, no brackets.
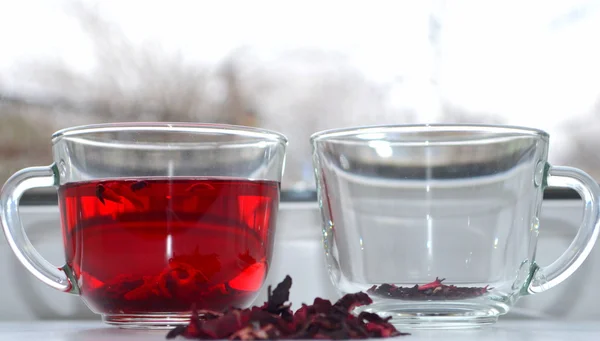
0,165,75,293
528,165,600,294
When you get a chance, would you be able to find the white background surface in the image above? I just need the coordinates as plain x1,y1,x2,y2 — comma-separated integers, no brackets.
0,321,599,341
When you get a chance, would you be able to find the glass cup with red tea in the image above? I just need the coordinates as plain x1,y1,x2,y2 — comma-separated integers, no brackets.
311,124,600,329
0,123,287,328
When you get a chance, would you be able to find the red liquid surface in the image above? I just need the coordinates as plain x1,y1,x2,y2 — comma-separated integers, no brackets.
59,178,279,315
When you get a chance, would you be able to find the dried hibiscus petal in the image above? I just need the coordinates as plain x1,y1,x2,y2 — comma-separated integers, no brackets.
265,275,292,315
95,182,145,208
96,184,122,205
124,275,171,301
368,277,492,301
417,277,445,291
130,180,148,191
333,292,373,313
170,248,222,281
358,312,408,337
165,275,408,340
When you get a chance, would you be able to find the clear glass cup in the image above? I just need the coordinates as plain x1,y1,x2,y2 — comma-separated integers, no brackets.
1,123,287,328
311,124,600,329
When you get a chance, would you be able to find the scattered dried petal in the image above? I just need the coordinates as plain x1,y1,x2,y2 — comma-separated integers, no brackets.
265,275,292,315
166,325,187,339
165,275,408,340
368,277,491,300
333,292,372,313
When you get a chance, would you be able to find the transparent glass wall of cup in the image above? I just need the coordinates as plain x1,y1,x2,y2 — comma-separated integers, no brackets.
0,123,287,328
311,124,600,329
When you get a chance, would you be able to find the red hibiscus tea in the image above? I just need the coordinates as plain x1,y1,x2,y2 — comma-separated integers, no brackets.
58,177,279,315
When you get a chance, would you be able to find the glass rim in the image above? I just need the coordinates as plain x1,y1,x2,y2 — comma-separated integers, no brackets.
310,124,549,142
51,122,288,144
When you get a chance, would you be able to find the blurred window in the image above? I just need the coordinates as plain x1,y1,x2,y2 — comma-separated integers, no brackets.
1,1,599,195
